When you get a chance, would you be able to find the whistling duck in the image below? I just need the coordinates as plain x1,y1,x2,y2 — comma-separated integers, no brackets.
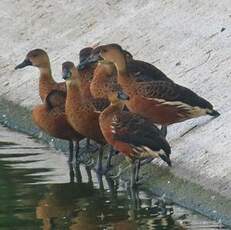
99,90,171,187
90,44,220,134
32,90,84,162
62,61,112,174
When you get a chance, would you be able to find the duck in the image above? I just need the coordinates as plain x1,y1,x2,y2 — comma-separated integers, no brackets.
62,61,113,174
89,44,220,136
32,90,84,162
99,89,171,187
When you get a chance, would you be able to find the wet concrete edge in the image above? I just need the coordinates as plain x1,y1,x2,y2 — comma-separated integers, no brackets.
0,97,230,226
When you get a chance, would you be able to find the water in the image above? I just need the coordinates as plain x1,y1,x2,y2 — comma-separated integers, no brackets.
0,126,229,230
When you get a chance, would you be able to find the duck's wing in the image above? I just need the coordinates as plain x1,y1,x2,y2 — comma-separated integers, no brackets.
111,112,171,157
138,81,213,109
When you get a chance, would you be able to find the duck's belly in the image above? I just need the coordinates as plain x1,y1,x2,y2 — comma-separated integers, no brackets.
67,110,105,144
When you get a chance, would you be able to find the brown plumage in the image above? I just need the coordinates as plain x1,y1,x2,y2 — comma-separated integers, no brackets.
90,60,119,99
99,91,171,187
93,44,220,126
32,90,84,162
77,48,110,111
78,66,110,112
15,49,66,102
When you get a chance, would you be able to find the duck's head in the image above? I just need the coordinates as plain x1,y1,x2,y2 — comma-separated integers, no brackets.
78,44,129,69
77,46,102,70
79,47,93,64
62,61,76,81
15,49,49,70
93,44,125,63
62,61,82,86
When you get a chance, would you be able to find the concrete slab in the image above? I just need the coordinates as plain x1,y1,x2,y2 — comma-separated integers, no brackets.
0,0,231,226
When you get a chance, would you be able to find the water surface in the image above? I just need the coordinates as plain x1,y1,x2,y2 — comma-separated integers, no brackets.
0,126,228,230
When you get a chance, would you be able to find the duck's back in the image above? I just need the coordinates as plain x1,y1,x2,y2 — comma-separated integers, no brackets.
127,59,173,82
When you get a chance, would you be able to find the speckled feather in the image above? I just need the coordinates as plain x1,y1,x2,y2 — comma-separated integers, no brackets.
133,80,213,109
111,112,171,156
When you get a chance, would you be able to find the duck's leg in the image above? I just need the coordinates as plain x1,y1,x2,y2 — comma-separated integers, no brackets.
96,145,104,174
68,140,74,163
75,162,82,183
160,125,168,137
75,140,80,162
85,166,93,185
130,160,137,188
135,160,141,182
105,176,115,194
129,187,140,211
105,145,114,171
96,173,104,191
68,162,75,183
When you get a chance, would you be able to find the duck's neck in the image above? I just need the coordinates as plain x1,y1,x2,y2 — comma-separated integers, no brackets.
38,66,56,101
65,80,83,111
91,63,114,99
114,55,127,75
113,55,134,94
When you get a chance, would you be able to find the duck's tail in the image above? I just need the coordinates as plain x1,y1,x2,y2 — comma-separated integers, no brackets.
207,109,220,117
159,150,172,167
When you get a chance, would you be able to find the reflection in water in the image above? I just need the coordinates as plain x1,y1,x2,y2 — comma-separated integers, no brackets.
0,133,228,230
36,164,187,230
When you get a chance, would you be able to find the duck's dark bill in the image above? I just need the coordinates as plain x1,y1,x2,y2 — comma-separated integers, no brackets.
15,59,32,69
